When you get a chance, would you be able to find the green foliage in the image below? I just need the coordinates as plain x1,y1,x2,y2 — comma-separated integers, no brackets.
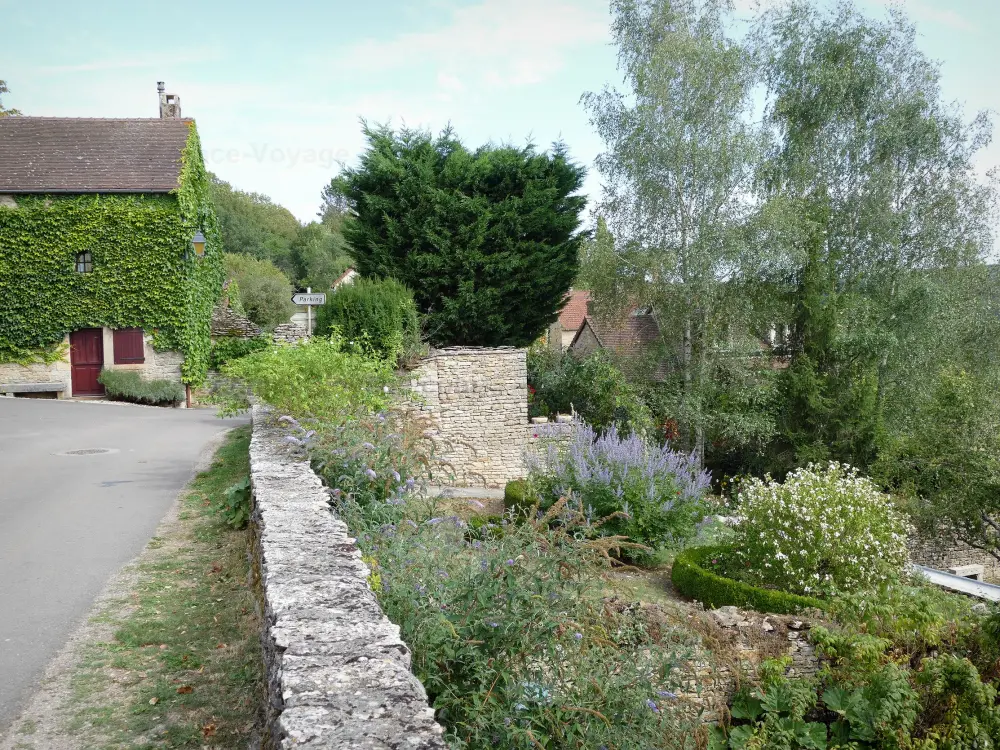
504,479,538,515
314,277,421,363
527,346,653,436
711,661,827,749
332,123,587,347
876,368,1000,564
216,476,251,529
210,175,301,276
98,369,185,406
218,335,396,423
289,221,352,290
222,253,295,330
0,126,223,383
757,2,998,474
912,654,1000,744
528,424,711,564
729,463,908,597
208,335,272,371
0,78,20,116
582,0,772,462
361,508,698,747
671,545,825,614
827,581,984,663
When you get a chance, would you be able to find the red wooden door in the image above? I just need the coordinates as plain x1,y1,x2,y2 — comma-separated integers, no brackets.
70,329,105,396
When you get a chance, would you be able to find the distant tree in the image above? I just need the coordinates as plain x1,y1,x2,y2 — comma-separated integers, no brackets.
0,79,21,117
330,124,587,347
876,368,1000,563
210,176,301,277
289,222,352,291
223,253,295,330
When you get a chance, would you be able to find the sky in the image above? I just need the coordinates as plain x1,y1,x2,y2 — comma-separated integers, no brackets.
1,0,998,224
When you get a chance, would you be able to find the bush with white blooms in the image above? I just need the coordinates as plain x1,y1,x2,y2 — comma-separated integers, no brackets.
730,462,908,598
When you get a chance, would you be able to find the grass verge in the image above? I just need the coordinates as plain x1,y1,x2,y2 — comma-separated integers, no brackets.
64,425,263,749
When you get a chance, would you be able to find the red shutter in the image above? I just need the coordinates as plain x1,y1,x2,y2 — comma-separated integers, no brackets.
113,328,145,364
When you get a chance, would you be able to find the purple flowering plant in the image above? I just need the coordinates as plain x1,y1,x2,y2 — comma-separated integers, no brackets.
527,423,711,563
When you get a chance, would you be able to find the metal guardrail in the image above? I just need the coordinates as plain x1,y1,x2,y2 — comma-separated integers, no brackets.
913,564,1000,602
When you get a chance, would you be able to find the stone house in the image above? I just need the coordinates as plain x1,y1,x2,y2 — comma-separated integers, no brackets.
0,83,222,401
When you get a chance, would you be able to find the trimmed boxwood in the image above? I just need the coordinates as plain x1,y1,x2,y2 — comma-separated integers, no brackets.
504,479,539,514
671,545,826,614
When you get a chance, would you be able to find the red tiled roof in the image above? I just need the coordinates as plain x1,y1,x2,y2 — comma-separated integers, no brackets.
0,117,193,193
557,289,590,331
578,312,662,355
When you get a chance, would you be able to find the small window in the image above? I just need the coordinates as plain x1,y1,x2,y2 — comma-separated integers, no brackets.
113,328,145,364
75,251,92,273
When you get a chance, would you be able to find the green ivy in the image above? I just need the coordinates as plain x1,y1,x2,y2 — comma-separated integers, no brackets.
0,125,223,385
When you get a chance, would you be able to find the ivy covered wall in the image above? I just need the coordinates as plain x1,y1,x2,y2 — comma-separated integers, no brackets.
0,125,224,385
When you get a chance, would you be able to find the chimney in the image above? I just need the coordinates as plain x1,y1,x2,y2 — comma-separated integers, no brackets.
157,81,181,119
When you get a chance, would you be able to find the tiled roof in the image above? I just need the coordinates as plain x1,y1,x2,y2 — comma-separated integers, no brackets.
0,117,193,193
557,289,590,332
579,312,662,355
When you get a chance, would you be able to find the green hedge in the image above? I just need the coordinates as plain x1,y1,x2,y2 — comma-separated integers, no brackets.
504,479,539,515
315,277,421,362
671,545,827,614
98,369,185,406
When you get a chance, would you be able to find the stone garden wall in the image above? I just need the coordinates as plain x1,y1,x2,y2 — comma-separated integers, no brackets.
407,347,530,487
250,406,446,749
909,535,1000,582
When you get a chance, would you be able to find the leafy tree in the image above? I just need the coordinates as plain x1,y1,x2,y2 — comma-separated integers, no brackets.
0,79,20,117
526,346,653,436
330,124,586,347
582,0,769,464
289,221,352,291
222,253,295,330
876,368,1000,563
757,2,998,470
210,175,301,277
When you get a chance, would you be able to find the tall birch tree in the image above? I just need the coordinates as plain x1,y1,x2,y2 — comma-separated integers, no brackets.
757,1,998,469
583,0,770,463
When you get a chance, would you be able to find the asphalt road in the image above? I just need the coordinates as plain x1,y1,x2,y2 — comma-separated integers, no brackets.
0,398,242,730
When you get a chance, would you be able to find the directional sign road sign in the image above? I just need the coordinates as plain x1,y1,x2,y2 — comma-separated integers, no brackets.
292,293,327,305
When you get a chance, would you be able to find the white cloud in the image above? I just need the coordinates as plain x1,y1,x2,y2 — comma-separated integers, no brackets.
335,0,610,91
884,0,978,33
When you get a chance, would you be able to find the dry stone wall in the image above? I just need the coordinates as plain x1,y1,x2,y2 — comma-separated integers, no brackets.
250,406,447,749
910,535,1000,582
407,347,530,487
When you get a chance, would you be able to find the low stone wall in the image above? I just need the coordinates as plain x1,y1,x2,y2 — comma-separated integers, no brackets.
250,406,446,749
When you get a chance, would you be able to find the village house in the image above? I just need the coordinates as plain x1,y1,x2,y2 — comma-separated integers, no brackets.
0,84,222,402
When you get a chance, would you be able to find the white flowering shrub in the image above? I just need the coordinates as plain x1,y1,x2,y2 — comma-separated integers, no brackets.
730,463,908,597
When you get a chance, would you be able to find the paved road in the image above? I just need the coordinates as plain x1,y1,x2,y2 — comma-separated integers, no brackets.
0,398,242,730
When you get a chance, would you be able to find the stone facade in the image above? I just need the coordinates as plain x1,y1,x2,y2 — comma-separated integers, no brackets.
250,406,446,749
0,328,184,398
0,351,71,393
910,534,1000,582
407,347,532,488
